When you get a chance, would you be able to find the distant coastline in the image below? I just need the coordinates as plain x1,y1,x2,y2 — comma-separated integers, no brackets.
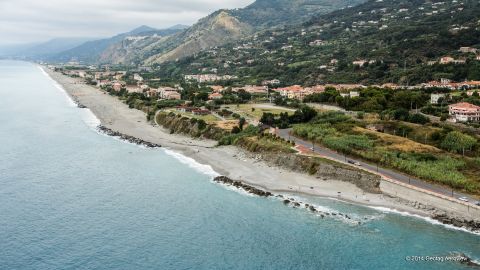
41,65,480,234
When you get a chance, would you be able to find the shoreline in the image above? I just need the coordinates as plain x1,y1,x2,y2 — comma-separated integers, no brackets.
41,65,480,234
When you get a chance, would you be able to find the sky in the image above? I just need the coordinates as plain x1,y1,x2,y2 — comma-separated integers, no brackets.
0,0,254,45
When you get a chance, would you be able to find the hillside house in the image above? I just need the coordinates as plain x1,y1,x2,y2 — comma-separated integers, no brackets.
145,89,159,98
262,79,280,86
133,73,144,82
353,60,368,67
449,102,480,122
350,91,360,98
163,91,181,100
112,82,123,92
273,85,309,100
440,56,454,64
208,93,223,100
440,56,466,64
233,85,267,95
209,85,224,93
158,87,181,100
459,47,477,53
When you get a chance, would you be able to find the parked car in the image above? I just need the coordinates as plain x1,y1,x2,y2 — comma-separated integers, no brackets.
474,201,480,206
347,160,361,166
458,197,469,202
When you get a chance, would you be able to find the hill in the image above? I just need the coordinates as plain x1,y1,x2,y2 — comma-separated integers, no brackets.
0,38,94,59
49,25,182,63
231,0,365,28
46,0,365,65
151,0,480,85
144,10,253,64
144,0,366,64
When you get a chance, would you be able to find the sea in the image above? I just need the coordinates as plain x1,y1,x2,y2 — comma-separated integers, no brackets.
0,60,478,270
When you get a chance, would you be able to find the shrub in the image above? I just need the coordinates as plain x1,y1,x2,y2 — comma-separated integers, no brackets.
322,135,374,153
441,131,477,155
197,119,207,130
409,113,430,124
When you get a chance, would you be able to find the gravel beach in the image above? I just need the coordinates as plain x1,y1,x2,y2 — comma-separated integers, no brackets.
43,67,434,216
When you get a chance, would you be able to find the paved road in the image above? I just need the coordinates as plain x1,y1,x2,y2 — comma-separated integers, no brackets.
277,128,479,206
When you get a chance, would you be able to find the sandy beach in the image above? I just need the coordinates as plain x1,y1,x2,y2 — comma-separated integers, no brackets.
43,67,441,217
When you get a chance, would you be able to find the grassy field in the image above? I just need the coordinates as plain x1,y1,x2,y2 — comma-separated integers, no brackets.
222,104,295,121
164,109,220,123
354,127,443,153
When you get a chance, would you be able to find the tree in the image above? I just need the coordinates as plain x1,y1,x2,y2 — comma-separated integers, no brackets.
238,117,246,131
440,131,477,156
289,105,318,124
231,126,241,134
260,112,275,126
393,108,410,121
195,92,209,101
409,113,430,124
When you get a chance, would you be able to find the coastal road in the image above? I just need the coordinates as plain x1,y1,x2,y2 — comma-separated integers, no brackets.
276,128,479,205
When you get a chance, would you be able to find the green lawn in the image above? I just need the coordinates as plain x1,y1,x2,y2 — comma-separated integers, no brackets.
164,109,220,123
224,104,294,121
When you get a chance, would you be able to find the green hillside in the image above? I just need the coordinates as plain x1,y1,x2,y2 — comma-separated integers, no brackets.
151,0,480,86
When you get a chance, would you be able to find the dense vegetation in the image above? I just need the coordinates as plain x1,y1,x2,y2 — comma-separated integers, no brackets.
291,111,480,193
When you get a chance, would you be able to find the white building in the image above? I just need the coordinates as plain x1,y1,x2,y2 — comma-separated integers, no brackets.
133,74,144,82
430,93,446,104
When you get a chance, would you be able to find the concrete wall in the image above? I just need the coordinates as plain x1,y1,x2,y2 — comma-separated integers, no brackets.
381,180,480,220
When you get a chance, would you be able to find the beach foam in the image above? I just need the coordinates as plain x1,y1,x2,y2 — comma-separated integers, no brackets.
79,109,101,129
38,65,102,130
164,149,220,178
38,66,76,107
369,206,480,236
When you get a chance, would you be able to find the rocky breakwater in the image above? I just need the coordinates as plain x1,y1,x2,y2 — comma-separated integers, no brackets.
213,176,365,224
213,176,273,197
97,125,161,148
431,210,480,233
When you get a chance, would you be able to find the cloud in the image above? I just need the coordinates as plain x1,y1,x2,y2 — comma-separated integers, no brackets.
0,0,254,45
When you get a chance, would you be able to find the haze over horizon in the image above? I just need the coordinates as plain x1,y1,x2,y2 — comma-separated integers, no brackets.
0,0,254,46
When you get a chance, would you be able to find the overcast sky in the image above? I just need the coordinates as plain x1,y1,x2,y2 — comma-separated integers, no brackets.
0,0,254,45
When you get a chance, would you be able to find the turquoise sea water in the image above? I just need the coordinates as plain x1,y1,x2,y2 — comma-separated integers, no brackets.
0,61,478,270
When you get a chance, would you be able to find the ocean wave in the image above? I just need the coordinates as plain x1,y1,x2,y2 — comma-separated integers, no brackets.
368,206,480,236
38,65,102,130
37,66,76,107
163,149,220,178
79,109,101,129
218,183,257,197
273,194,367,225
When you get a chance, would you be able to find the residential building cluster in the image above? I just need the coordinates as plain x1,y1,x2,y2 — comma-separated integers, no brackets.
421,79,480,90
184,74,238,83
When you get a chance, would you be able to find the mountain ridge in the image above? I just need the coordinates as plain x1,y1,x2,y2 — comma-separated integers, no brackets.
149,0,480,85
48,25,182,63
45,0,367,64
